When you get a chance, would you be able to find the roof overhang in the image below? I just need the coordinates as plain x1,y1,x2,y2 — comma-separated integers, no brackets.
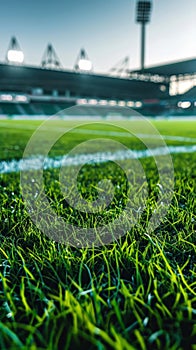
130,58,196,77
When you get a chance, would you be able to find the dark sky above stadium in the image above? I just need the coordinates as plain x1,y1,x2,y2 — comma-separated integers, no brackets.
0,0,195,72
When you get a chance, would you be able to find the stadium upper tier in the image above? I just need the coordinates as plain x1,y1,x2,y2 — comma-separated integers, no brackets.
0,63,169,100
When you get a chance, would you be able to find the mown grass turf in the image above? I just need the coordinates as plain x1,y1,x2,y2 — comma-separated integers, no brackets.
0,119,196,160
0,119,196,350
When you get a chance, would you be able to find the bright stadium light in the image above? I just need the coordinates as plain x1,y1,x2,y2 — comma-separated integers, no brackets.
78,58,92,71
127,101,134,107
109,100,117,106
0,94,13,101
77,98,88,104
118,101,126,107
74,48,93,72
177,101,191,109
15,94,28,102
7,50,24,63
135,101,142,108
99,100,108,105
6,37,24,64
88,99,98,105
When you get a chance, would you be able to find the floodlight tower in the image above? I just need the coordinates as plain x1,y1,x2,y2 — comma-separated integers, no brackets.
6,37,24,64
109,56,130,77
74,49,93,72
41,44,62,69
136,0,152,71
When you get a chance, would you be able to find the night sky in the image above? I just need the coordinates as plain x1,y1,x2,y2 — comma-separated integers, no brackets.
0,0,195,72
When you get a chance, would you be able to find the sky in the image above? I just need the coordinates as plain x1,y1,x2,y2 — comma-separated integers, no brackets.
0,0,195,72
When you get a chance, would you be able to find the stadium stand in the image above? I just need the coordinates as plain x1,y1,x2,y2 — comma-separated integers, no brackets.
0,59,195,117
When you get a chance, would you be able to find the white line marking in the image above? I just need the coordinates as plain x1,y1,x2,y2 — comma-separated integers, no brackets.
0,145,196,174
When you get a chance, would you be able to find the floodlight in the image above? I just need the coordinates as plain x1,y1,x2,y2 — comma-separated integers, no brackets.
78,58,92,71
99,100,108,105
177,101,191,109
136,1,152,23
6,37,24,64
118,101,126,107
109,100,117,106
136,0,152,71
41,43,62,68
7,50,24,63
74,48,93,72
0,94,13,101
77,98,87,104
127,101,134,107
88,99,98,105
15,95,28,102
135,101,142,108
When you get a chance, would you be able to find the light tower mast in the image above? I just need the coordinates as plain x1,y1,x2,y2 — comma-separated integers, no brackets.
41,44,62,69
109,56,130,77
136,0,152,71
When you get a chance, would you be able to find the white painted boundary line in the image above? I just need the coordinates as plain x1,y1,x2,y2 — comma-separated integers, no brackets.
1,145,196,175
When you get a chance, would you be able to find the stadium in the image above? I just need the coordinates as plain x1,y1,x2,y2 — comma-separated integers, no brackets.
0,12,195,119
0,57,195,118
0,1,196,350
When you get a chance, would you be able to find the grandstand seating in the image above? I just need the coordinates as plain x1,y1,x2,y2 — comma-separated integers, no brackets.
0,102,76,116
0,99,195,117
0,61,195,117
0,103,21,115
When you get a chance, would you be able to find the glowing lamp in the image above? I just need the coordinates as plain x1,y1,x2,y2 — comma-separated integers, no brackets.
177,101,191,109
7,50,24,63
135,101,142,108
78,59,92,71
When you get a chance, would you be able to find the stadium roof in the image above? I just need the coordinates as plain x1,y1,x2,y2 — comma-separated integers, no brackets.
0,63,169,100
131,58,196,77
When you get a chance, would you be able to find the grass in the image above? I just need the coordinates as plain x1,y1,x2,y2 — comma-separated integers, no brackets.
0,118,196,349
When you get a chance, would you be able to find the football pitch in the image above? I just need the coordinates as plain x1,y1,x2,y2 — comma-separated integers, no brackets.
0,118,196,349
